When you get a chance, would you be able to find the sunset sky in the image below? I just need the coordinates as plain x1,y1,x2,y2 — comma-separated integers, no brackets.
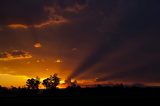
0,0,159,87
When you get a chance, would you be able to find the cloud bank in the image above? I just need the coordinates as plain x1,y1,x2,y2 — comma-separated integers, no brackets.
0,50,32,61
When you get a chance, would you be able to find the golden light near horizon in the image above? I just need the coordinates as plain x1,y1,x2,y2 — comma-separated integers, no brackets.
0,74,29,88
0,74,69,88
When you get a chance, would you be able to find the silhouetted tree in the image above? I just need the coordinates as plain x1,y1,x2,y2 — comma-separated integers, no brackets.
26,76,41,89
0,85,8,91
42,74,60,89
11,86,18,91
68,80,81,89
71,80,78,88
42,78,50,89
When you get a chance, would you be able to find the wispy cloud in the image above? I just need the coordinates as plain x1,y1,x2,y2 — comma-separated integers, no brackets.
34,15,69,28
6,16,69,31
7,16,69,29
7,24,29,29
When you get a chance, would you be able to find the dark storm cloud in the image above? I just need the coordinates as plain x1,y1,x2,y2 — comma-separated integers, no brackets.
67,0,132,79
0,0,88,51
78,33,160,84
0,0,46,25
68,34,125,79
118,0,160,33
44,0,88,14
68,0,160,81
97,60,160,83
0,0,87,27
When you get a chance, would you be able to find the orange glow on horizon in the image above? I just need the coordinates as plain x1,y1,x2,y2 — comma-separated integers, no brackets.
0,74,68,88
0,74,29,88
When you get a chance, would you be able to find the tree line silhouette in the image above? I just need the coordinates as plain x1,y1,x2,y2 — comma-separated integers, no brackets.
1,73,160,104
26,73,79,89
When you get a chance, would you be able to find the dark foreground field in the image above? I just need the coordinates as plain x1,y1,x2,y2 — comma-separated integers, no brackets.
1,86,160,105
